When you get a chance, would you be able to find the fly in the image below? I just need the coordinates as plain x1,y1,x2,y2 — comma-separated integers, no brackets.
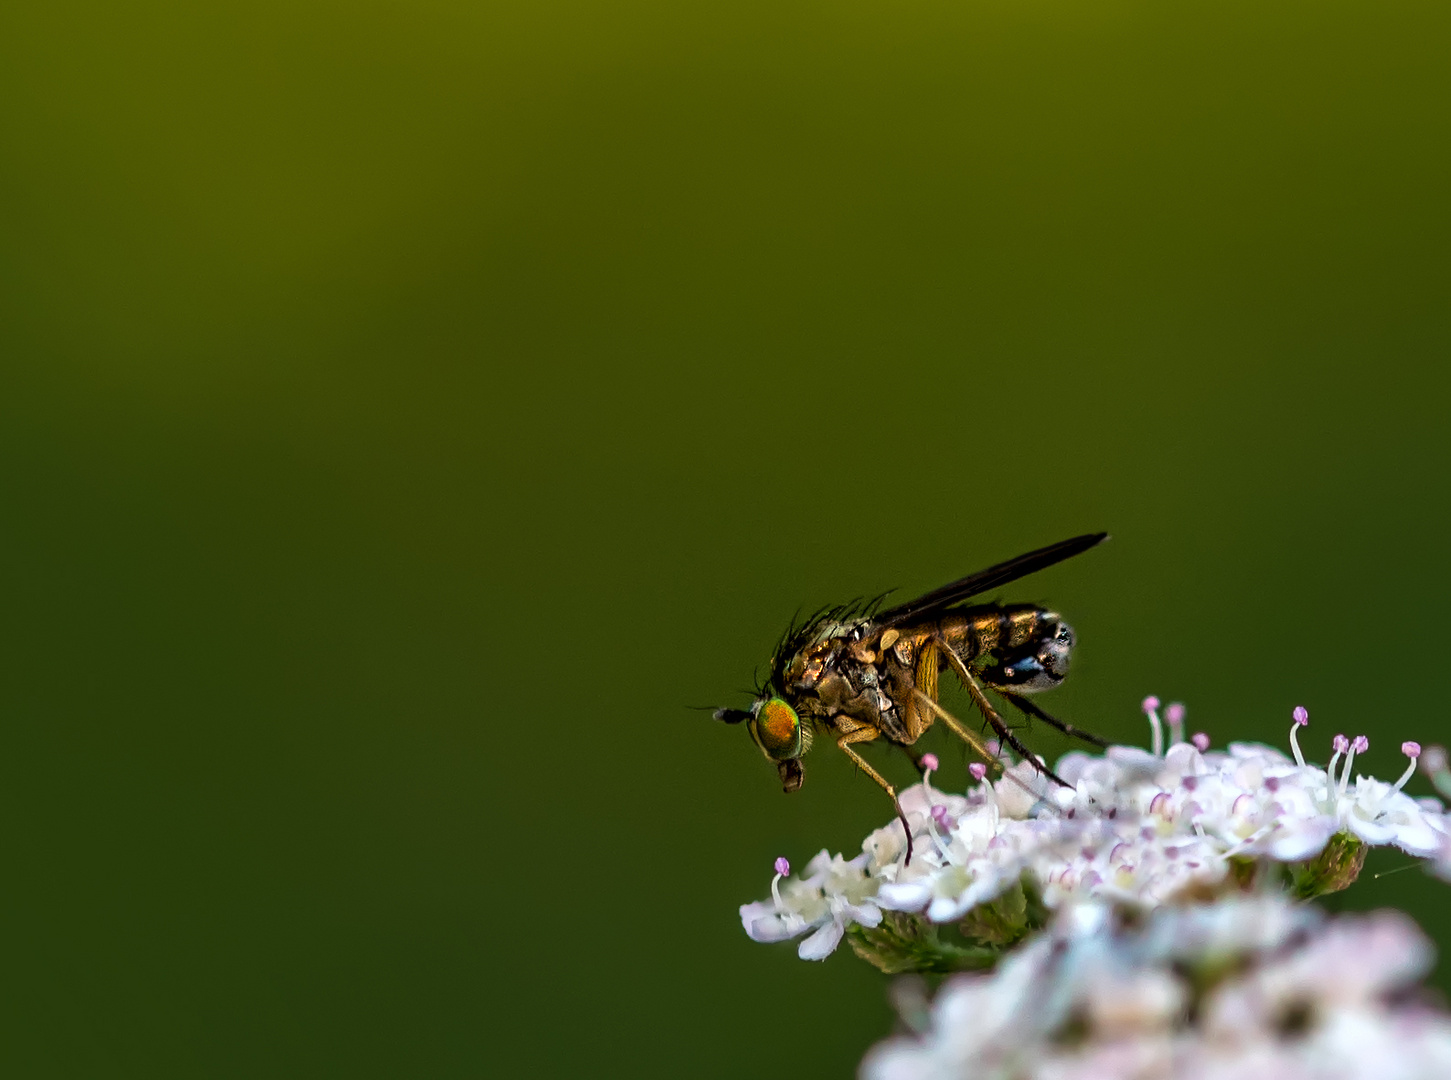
712,533,1109,862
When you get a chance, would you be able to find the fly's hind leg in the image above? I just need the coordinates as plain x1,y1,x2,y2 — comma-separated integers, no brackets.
910,690,998,767
1002,692,1107,749
933,640,1072,789
834,721,915,866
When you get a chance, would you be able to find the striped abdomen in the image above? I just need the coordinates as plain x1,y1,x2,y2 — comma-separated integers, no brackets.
935,603,1060,662
883,603,1074,697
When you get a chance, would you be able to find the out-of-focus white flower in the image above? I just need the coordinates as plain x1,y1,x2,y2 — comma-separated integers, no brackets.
742,702,1451,961
862,896,1451,1080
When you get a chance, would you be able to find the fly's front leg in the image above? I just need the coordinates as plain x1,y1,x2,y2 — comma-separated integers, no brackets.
834,720,915,866
934,640,1071,789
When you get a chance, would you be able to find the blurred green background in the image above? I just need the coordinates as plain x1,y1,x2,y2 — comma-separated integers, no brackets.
2,0,1450,1074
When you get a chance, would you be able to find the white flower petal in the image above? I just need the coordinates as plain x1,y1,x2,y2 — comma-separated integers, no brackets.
1389,819,1441,857
741,906,807,943
847,902,883,929
1263,817,1336,861
926,895,970,923
876,881,933,911
1106,745,1162,777
1346,816,1398,846
798,918,844,960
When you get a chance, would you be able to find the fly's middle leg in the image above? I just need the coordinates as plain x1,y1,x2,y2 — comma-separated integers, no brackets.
910,690,998,766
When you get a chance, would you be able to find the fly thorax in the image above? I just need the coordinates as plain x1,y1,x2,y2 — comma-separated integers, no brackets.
813,671,856,714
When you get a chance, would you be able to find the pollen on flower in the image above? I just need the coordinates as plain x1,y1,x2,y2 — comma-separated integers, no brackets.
969,762,987,782
774,856,790,877
1294,705,1309,725
920,753,939,773
1192,732,1210,751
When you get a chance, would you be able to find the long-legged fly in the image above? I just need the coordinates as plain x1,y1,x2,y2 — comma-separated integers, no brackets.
713,534,1109,862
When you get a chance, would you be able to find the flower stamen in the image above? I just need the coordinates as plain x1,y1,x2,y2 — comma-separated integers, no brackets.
969,761,997,825
919,752,939,808
771,857,789,908
1143,695,1163,757
1394,741,1421,792
1340,735,1368,797
1166,702,1186,746
1289,705,1309,767
1328,734,1349,790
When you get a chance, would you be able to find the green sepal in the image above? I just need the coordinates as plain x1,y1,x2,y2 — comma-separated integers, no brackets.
846,912,999,975
1288,831,1366,899
958,877,1048,948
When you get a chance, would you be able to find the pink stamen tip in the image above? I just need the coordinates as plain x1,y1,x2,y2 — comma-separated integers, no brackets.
969,763,988,781
1403,741,1422,759
920,753,939,773
1142,695,1161,712
1333,734,1349,753
774,857,790,877
931,805,951,827
1192,732,1210,752
1166,703,1185,723
1292,706,1309,726
1352,735,1369,754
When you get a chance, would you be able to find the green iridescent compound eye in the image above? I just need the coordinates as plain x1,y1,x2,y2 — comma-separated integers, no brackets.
752,698,801,760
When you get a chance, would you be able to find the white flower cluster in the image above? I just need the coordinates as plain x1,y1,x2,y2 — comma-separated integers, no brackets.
863,895,1451,1080
741,703,1450,961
